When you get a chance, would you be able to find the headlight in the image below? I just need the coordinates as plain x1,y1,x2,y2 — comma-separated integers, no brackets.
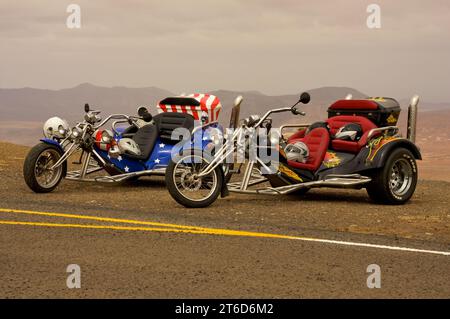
71,127,81,139
58,125,67,138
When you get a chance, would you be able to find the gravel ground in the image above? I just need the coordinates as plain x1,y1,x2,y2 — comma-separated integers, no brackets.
0,142,449,298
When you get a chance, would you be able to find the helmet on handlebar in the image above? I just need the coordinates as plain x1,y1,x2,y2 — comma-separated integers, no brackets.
284,141,309,163
43,117,70,139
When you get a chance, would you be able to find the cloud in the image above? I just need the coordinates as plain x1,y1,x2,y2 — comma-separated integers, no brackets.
0,0,449,101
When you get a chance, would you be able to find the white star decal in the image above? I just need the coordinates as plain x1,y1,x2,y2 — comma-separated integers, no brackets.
203,136,208,141
159,143,165,148
118,155,123,162
124,166,129,172
154,158,160,164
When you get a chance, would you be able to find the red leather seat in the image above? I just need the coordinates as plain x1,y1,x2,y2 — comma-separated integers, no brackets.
326,116,378,153
287,128,306,144
287,127,330,171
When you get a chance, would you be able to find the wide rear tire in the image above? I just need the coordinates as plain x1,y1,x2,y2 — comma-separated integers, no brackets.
366,148,418,205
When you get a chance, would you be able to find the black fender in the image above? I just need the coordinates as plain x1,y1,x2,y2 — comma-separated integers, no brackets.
369,138,422,169
316,138,421,179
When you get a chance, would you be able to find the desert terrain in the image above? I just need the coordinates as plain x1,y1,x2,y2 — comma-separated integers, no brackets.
0,141,449,298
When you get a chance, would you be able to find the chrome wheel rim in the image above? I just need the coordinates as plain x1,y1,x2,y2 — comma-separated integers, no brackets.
173,155,217,202
389,158,413,197
34,149,62,189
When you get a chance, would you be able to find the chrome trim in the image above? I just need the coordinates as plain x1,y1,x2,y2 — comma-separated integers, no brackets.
227,174,371,195
65,168,166,183
280,123,311,136
407,95,420,143
367,126,399,140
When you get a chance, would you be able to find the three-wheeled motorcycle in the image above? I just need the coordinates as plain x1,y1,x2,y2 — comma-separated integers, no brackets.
165,92,422,208
23,93,243,193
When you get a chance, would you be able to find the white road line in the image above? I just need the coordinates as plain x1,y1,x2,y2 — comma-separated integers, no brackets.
292,237,450,256
1,207,449,257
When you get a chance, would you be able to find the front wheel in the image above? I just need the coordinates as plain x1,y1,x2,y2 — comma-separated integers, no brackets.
165,150,223,208
23,143,66,193
366,148,418,205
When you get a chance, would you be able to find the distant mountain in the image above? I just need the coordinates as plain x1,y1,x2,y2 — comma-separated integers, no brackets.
0,83,174,123
0,84,367,127
1,83,449,146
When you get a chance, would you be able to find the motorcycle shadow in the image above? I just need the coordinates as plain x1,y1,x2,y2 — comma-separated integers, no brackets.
244,188,372,205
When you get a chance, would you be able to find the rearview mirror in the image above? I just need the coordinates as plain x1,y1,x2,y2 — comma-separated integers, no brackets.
299,92,310,104
84,103,90,113
137,106,153,122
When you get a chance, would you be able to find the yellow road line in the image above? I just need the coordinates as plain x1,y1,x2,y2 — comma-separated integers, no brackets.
1,208,450,256
0,220,295,240
0,208,218,232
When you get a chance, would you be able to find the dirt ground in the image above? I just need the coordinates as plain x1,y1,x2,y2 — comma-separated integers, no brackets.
0,142,449,298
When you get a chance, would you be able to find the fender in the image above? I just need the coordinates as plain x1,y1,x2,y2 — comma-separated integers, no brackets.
369,138,422,169
40,138,64,152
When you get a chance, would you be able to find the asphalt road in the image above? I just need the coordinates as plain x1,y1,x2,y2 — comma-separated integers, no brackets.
0,142,449,298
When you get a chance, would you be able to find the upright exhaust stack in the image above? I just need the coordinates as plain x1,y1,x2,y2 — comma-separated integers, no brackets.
229,95,243,129
407,95,420,143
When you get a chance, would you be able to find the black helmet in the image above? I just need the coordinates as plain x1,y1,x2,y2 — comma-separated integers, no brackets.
335,123,363,141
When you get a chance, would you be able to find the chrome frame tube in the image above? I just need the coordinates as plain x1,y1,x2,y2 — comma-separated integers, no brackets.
79,151,92,179
240,161,255,190
197,127,243,177
49,142,79,169
279,123,310,134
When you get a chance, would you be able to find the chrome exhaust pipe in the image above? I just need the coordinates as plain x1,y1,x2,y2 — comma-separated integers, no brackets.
229,95,243,129
407,95,420,143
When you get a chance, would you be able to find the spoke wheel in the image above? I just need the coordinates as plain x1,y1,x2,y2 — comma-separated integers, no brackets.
173,155,217,202
166,150,223,208
34,149,63,189
23,143,66,193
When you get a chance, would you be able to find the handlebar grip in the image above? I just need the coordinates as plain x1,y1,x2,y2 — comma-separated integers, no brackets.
292,108,306,116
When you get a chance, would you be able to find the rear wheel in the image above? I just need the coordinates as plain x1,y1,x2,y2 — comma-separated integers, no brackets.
165,150,223,208
366,148,418,205
23,143,66,193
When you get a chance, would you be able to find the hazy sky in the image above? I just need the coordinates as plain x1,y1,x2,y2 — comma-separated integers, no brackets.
1,0,449,101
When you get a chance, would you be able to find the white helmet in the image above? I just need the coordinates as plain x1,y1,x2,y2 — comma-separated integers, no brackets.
285,141,309,163
43,117,70,139
118,138,142,156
